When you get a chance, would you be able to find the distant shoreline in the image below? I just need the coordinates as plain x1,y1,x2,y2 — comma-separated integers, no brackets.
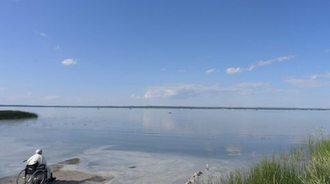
0,104,330,111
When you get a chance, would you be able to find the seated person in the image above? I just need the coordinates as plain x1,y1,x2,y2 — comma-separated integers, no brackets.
26,149,56,181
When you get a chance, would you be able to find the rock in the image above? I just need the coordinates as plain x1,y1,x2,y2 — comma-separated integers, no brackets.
58,158,80,165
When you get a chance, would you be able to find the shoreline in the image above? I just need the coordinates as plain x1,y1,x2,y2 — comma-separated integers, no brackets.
0,158,114,184
1,104,330,111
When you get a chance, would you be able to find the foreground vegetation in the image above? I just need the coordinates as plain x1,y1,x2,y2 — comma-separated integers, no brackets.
208,131,330,184
0,110,38,120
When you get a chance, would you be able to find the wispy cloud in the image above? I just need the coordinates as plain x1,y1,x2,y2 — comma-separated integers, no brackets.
62,58,77,65
325,49,330,53
310,72,330,79
177,69,186,73
54,45,62,50
205,69,215,75
141,82,273,99
285,72,330,88
226,55,295,75
36,31,48,37
226,67,244,75
0,87,7,91
285,79,330,88
131,94,143,99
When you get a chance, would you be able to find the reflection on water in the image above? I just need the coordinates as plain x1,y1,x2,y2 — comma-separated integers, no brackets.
1,107,330,182
143,110,176,130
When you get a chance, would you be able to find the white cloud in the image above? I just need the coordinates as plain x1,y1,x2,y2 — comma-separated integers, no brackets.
205,69,215,74
257,60,273,66
0,87,7,91
276,55,295,62
143,82,272,99
325,49,330,53
226,67,244,75
226,55,295,75
177,69,186,73
62,58,77,65
286,72,330,88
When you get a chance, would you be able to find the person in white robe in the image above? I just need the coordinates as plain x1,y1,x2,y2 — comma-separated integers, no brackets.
26,149,56,181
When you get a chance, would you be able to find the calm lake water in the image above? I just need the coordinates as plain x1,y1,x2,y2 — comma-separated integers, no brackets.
1,107,330,183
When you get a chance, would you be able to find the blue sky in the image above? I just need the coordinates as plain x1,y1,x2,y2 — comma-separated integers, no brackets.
0,0,330,107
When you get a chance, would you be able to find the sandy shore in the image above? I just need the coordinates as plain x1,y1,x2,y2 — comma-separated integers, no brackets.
0,158,114,184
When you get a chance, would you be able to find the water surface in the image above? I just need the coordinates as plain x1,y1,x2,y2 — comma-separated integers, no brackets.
1,107,329,183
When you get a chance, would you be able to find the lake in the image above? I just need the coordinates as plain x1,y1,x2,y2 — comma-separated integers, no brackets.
1,107,330,183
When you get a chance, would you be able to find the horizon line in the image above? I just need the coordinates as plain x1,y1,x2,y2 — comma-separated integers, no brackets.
0,104,329,111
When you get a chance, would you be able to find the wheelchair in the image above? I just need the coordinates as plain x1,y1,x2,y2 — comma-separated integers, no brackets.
16,162,49,184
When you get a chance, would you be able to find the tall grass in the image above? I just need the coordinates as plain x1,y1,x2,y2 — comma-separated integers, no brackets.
211,131,330,184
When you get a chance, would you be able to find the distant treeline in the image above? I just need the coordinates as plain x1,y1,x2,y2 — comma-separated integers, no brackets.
0,110,38,120
0,105,330,111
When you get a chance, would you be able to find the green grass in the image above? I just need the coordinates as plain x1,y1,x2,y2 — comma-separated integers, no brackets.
207,131,330,184
0,110,38,120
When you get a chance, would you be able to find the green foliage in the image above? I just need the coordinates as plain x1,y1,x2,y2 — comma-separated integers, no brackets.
0,110,38,120
300,132,330,184
219,156,302,184
208,131,330,184
300,151,330,184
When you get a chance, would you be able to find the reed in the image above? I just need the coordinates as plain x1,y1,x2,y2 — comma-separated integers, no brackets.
0,110,38,120
207,131,330,184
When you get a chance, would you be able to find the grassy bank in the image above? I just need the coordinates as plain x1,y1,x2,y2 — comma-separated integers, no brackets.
0,110,38,120
210,131,330,184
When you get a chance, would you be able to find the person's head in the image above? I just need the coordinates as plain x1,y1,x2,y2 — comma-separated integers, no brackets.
35,149,43,155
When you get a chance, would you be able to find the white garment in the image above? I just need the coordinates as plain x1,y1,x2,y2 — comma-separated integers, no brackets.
26,153,52,179
27,153,47,165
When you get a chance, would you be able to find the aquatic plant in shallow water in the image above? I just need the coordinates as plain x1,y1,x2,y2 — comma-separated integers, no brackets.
205,131,330,184
219,155,302,184
299,132,330,184
0,110,38,120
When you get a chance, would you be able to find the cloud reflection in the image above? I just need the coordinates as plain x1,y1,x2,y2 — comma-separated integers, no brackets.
142,110,175,130
226,145,242,155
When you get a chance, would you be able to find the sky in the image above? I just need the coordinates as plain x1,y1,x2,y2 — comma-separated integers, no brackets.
0,0,330,107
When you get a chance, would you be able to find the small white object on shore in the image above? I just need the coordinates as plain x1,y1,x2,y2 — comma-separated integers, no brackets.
206,164,209,170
